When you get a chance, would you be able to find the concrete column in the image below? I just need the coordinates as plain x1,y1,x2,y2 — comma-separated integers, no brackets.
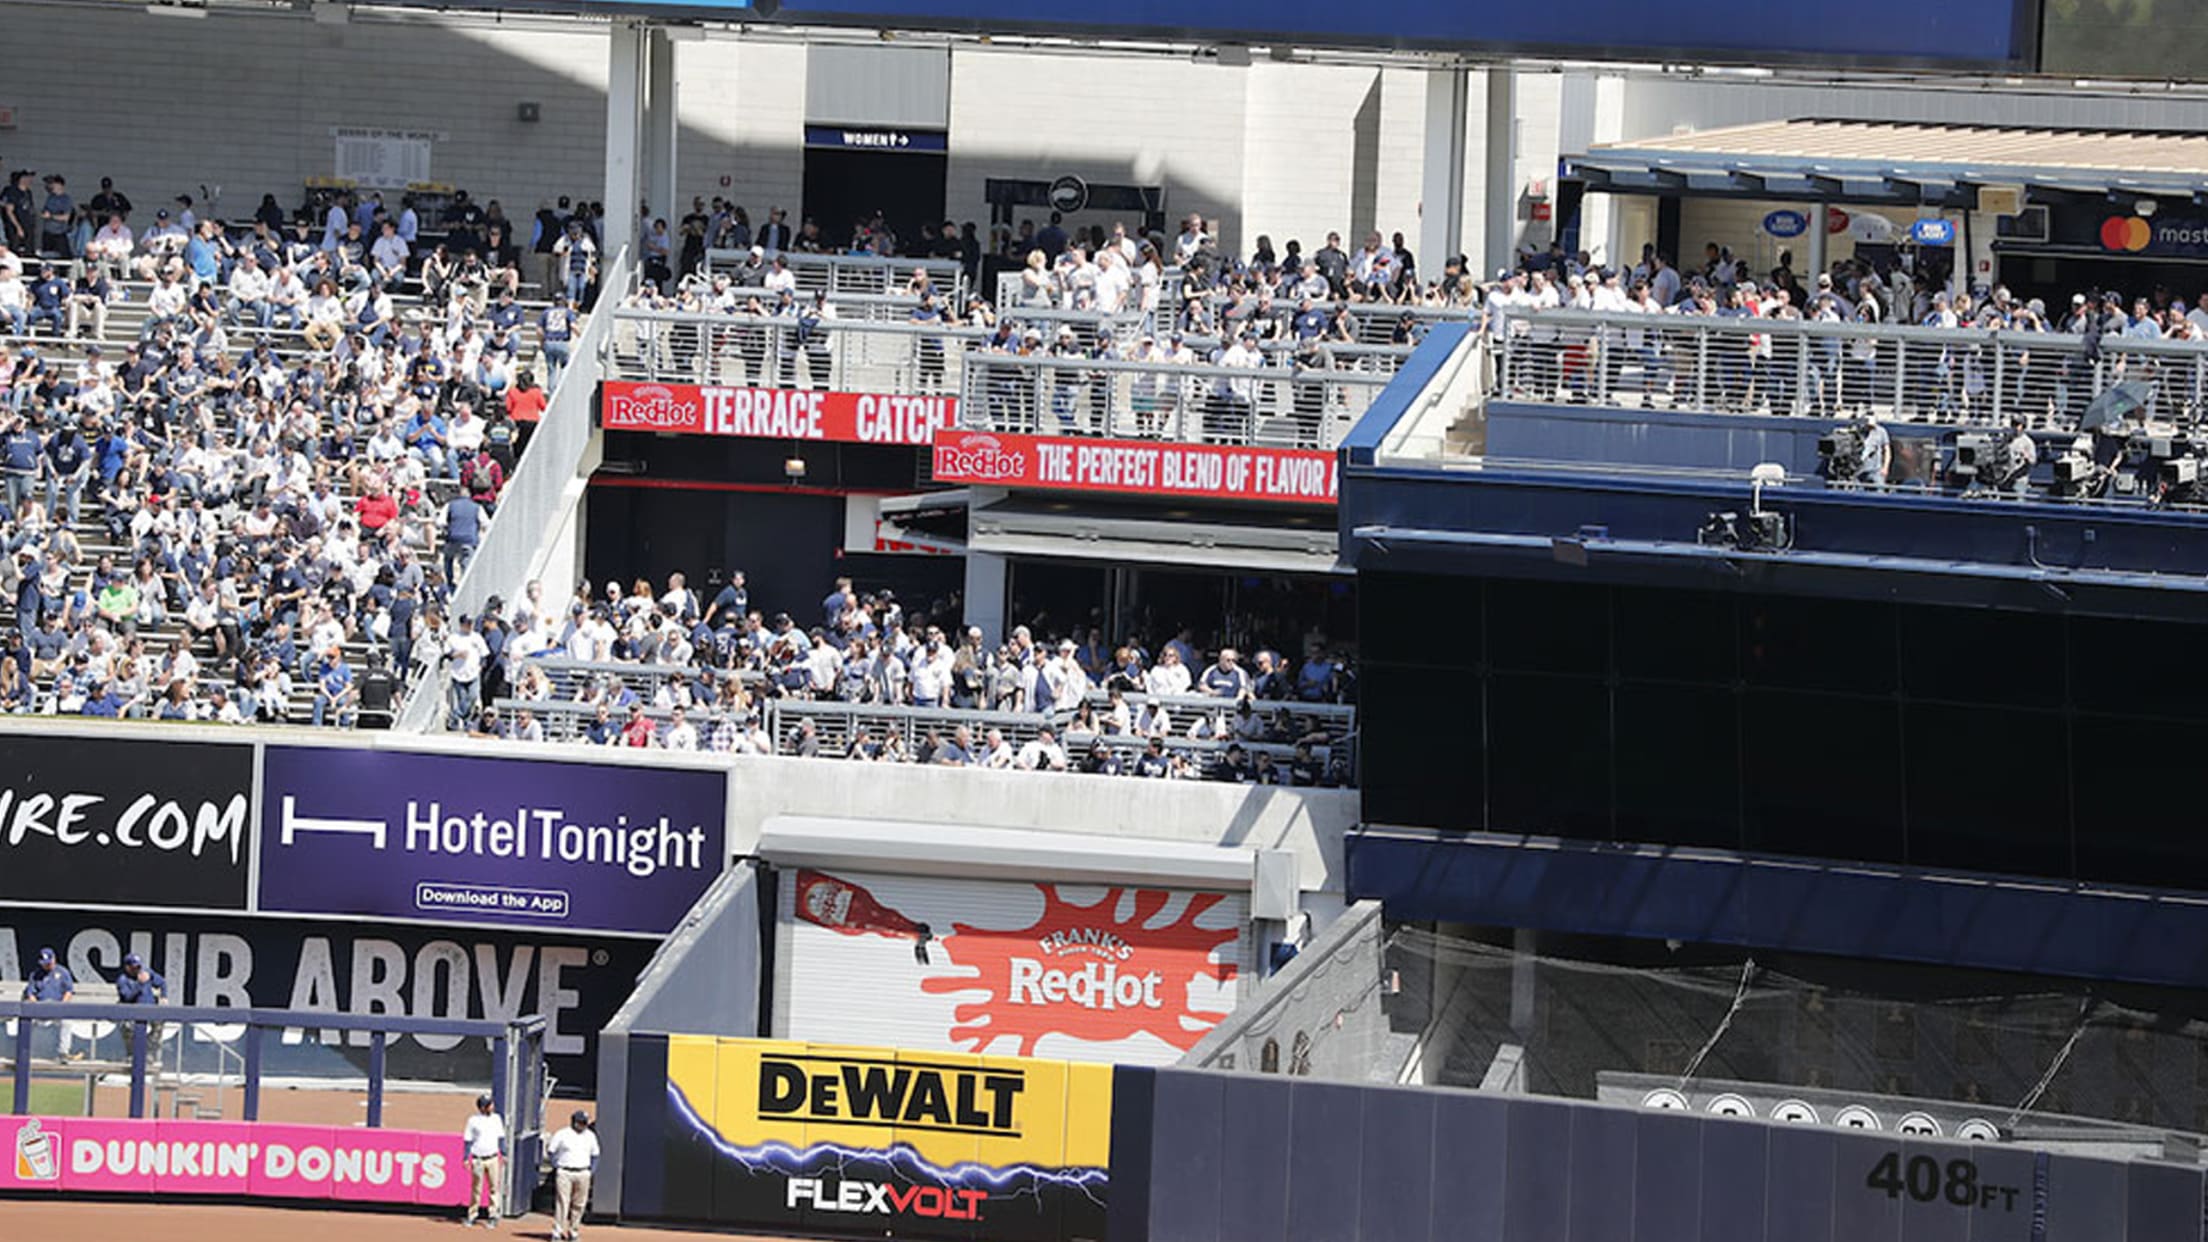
1807,203,1829,284
1577,73,1627,268
643,27,679,241
1419,67,1468,276
1482,65,1518,277
963,549,1008,647
604,21,645,261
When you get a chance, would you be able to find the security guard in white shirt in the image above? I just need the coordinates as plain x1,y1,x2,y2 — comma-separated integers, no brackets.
545,1110,601,1241
462,1094,507,1228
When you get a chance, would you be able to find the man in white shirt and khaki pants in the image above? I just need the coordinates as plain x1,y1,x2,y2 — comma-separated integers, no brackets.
546,1109,602,1240
462,1094,507,1228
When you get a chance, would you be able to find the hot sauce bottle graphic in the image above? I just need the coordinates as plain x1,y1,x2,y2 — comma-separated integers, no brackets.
795,869,935,964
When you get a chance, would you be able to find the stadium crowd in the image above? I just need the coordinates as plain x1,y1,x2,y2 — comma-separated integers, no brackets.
22,162,2169,738
0,171,590,726
444,570,1355,785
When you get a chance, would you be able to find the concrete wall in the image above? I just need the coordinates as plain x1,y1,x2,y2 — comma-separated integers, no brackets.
0,6,613,219
1612,75,2208,143
2,6,1425,257
722,752,1357,928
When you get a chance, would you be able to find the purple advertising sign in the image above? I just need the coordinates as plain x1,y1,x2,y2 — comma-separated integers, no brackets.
256,747,726,935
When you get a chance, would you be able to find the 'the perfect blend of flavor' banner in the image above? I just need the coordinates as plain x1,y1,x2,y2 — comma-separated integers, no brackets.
931,430,1338,504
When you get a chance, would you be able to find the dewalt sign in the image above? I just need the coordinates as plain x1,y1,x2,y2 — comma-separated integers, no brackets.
756,1052,1026,1134
665,1037,1111,1242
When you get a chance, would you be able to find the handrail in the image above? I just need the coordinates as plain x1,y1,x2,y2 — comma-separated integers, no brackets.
606,305,1417,362
1484,305,2208,436
397,248,633,732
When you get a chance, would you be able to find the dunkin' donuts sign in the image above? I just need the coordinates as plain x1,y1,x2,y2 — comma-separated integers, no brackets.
779,870,1249,1064
600,381,958,445
0,1116,466,1205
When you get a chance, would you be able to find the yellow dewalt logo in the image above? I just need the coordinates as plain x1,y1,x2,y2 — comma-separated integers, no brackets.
757,1054,1025,1136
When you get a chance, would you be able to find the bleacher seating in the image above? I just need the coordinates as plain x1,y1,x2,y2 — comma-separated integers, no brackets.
0,218,581,727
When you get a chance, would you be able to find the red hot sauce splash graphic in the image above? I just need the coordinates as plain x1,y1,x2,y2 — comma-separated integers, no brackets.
919,885,1240,1055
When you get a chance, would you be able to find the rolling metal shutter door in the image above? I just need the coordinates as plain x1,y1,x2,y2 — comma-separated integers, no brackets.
776,868,1250,1066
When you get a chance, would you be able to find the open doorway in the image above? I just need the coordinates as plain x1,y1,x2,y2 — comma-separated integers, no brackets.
801,130,947,255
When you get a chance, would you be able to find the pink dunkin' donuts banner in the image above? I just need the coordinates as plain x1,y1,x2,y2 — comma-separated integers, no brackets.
1,1115,465,1205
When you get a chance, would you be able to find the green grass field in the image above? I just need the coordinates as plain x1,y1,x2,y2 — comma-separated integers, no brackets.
0,1079,91,1115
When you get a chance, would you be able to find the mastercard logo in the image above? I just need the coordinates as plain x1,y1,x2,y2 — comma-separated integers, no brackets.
2101,216,2151,252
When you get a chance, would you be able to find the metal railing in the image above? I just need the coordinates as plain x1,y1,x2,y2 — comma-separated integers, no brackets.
954,349,1393,448
609,307,987,397
396,249,632,732
996,264,1471,346
1490,308,2208,434
489,691,1351,780
606,308,1401,450
703,249,966,303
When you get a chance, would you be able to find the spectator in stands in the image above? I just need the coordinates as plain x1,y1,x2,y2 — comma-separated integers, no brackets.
21,945,80,1057
554,221,595,306
37,177,74,260
312,646,356,727
1201,647,1250,697
444,613,489,729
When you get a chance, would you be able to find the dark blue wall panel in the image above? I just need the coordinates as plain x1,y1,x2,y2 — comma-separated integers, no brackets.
1485,404,1830,480
755,0,2032,67
1828,1132,1906,1242
1561,1104,1636,1242
1503,1097,1575,1242
1217,1075,1294,1242
1760,1124,1835,1242
1963,1146,2036,1242
1348,830,2208,993
1699,1120,1771,1242
1341,446,2208,593
1895,1141,1972,1242
1109,1066,1156,1242
1356,1086,1438,1242
2043,1149,2127,1239
620,1034,669,1220
1285,1081,1366,1242
1147,1069,1225,1242
1631,1111,1704,1242
1429,1086,1510,1242
2125,1159,2202,1242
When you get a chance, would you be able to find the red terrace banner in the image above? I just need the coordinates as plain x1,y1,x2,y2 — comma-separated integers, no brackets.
930,430,1339,506
600,381,959,447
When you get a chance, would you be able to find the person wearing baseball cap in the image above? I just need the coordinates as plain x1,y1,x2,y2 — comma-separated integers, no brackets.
116,953,166,1005
23,947,78,1060
117,952,168,1062
462,1093,507,1227
545,1109,601,1240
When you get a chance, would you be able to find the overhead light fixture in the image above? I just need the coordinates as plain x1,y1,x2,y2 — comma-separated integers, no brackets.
2137,198,2159,218
784,455,808,480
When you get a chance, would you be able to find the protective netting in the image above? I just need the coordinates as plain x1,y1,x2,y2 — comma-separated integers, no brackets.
1197,921,2208,1145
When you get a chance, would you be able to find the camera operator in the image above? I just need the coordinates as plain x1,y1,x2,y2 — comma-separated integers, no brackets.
1856,413,1891,485
1999,417,2038,495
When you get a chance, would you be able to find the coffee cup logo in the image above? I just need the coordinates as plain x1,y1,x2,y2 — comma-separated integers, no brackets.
14,1118,57,1181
